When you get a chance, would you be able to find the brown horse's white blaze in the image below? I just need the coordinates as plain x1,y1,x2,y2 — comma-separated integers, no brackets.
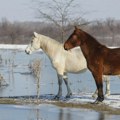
64,26,120,103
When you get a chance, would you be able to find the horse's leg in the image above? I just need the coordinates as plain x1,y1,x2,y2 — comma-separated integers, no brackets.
54,74,63,99
92,89,98,98
92,72,104,103
92,76,103,99
104,76,110,97
63,73,72,98
92,76,110,98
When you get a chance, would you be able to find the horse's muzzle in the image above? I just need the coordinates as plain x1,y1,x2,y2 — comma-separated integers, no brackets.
64,44,69,51
25,49,30,54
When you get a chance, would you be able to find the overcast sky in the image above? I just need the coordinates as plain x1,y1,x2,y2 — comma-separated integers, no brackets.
0,0,120,22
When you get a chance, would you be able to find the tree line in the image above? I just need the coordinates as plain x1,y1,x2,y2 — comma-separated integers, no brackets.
0,18,120,46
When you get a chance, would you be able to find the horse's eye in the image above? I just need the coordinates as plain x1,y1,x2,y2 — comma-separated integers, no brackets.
72,40,76,44
73,35,77,39
31,40,33,43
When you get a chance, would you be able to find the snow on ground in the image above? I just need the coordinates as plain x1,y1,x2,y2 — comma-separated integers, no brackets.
40,93,120,109
0,44,27,50
67,93,120,109
104,94,120,109
0,44,43,52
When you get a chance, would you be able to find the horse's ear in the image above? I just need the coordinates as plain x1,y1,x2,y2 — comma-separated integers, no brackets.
74,26,79,30
34,32,38,37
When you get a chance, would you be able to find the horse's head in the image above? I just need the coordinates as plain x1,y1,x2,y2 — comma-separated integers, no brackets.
25,32,40,54
64,26,83,51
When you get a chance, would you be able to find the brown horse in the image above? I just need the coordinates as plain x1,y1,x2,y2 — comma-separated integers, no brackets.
64,26,120,103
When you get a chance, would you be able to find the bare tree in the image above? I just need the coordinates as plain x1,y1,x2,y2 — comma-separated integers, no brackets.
32,0,86,42
0,19,23,44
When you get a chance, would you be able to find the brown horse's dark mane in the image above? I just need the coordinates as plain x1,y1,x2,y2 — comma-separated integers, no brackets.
76,28,109,60
78,28,106,49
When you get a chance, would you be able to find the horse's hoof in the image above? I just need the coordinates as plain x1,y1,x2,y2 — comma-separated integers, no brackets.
92,96,104,104
65,95,71,99
92,94,97,98
105,94,110,98
66,93,72,98
53,95,61,100
93,100,103,104
105,92,110,98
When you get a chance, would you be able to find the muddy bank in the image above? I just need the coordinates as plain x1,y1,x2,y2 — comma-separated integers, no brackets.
0,98,120,115
52,101,120,115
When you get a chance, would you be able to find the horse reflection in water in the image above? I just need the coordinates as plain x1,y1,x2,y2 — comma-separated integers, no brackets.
64,26,120,103
25,32,111,99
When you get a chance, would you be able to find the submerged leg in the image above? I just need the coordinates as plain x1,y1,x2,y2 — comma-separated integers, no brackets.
54,74,63,99
63,73,72,98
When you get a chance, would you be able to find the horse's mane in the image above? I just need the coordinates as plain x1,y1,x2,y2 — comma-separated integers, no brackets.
37,33,61,46
80,29,106,48
36,33,64,57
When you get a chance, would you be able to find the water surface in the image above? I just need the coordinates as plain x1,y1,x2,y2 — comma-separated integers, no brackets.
0,104,120,120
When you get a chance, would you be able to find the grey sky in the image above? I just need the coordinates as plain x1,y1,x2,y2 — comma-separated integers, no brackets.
0,0,120,21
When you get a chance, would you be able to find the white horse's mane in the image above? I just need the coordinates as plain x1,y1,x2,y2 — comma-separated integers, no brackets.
36,33,81,52
35,32,64,59
37,33,61,46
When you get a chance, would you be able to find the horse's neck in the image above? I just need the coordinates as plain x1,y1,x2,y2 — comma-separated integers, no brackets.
81,34,102,59
40,36,62,59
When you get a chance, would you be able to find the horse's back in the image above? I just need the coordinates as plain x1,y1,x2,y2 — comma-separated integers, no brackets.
103,47,120,75
105,47,120,60
109,47,120,54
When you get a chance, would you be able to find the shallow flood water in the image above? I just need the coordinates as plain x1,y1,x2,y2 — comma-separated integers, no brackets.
0,49,97,97
0,104,120,120
0,49,120,97
0,49,120,120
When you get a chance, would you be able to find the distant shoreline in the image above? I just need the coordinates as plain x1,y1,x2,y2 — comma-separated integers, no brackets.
0,44,43,52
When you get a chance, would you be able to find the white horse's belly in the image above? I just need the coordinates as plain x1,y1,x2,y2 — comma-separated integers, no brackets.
65,59,87,73
64,48,87,73
52,60,65,75
49,47,88,75
65,65,87,73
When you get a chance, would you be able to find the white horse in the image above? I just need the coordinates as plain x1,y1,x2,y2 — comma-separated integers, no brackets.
25,32,110,99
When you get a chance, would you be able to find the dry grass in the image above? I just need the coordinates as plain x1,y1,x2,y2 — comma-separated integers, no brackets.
0,74,4,86
30,59,41,79
29,59,41,102
0,73,8,86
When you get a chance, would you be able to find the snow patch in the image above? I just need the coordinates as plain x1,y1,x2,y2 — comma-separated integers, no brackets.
0,44,43,52
0,44,27,50
40,93,120,109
